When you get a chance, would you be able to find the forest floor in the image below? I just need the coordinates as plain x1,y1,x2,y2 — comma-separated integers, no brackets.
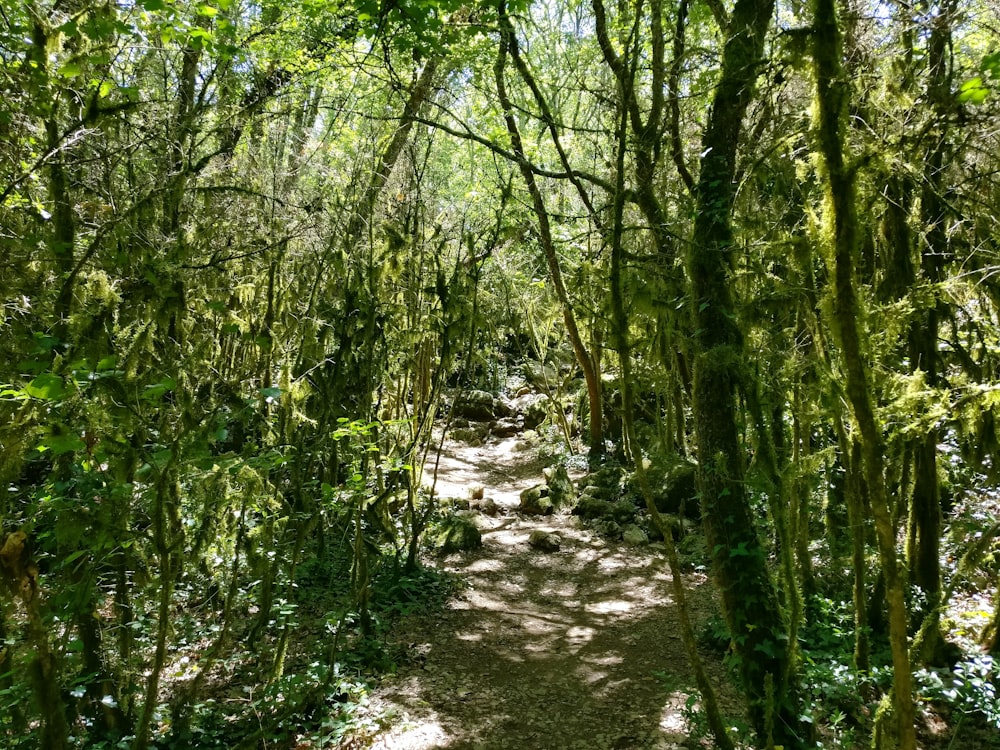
345,434,741,750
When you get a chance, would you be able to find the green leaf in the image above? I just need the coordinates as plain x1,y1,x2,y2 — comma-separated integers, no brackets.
25,373,66,400
98,80,113,98
197,4,218,15
149,448,173,467
64,549,88,565
754,639,777,657
142,0,167,9
142,377,177,401
37,433,86,455
59,62,83,78
97,355,117,371
958,77,989,105
32,332,61,353
982,52,1000,78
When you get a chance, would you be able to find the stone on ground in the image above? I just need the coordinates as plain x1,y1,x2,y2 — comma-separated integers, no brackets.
454,390,500,421
435,512,482,553
573,495,615,520
519,484,554,515
528,530,561,552
625,455,699,518
622,524,649,547
543,463,576,508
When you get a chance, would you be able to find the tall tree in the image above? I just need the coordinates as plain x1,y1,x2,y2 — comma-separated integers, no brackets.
907,0,958,665
684,0,808,744
495,0,606,458
810,0,917,744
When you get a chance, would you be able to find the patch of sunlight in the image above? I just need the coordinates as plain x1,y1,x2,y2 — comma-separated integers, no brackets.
597,556,629,573
524,641,559,656
577,668,609,685
574,655,622,684
370,715,449,750
586,598,634,615
598,677,635,697
455,630,483,642
626,585,654,601
491,437,522,460
521,618,559,635
565,625,596,643
464,558,507,573
659,691,692,734
492,533,529,547
581,653,624,667
541,583,577,597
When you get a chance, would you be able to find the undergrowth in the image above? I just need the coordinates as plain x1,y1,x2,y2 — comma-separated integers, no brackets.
126,559,461,750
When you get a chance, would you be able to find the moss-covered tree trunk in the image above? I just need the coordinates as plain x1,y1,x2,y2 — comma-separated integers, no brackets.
810,0,916,745
908,0,956,664
495,1,604,458
602,35,734,749
685,0,807,744
0,531,70,750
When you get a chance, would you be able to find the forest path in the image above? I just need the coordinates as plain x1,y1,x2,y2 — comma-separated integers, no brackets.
354,435,735,750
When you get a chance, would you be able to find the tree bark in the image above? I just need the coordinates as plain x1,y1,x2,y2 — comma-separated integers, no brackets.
495,2,604,458
604,47,734,748
810,0,916,744
908,0,956,663
685,0,808,744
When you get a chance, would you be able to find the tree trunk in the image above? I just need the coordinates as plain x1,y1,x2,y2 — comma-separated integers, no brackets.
1,531,70,750
984,586,1000,655
604,57,734,749
810,0,916,744
133,462,182,750
685,0,808,744
27,15,75,338
495,2,604,458
908,0,956,664
844,437,872,673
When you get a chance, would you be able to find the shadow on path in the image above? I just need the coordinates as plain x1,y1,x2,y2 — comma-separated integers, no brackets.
365,480,737,750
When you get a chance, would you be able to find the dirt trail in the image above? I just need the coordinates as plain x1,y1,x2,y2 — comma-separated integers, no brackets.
356,436,736,750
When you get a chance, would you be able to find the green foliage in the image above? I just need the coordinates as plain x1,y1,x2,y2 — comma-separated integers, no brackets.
698,614,734,656
653,669,753,746
1,0,1000,747
371,565,460,620
793,597,904,747
916,655,1000,729
958,51,1000,104
163,662,375,749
